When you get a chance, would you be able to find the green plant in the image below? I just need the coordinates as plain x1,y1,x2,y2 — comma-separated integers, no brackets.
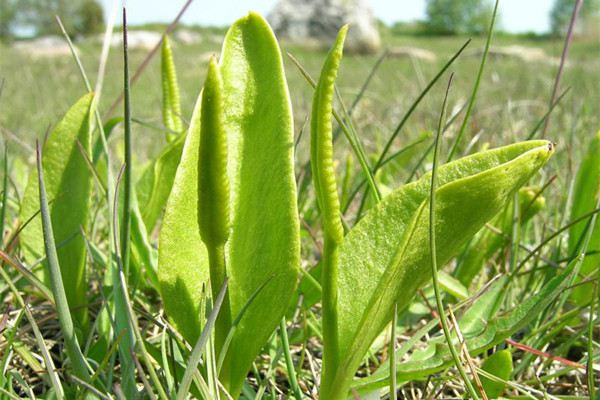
5,5,597,399
158,12,300,396
20,93,94,334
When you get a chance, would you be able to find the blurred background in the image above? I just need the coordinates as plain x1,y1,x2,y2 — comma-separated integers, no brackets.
0,0,598,165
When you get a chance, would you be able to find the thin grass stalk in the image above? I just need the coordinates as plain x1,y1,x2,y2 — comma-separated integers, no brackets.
353,40,471,219
587,277,597,399
287,53,380,201
0,145,7,242
512,207,600,277
428,76,480,399
374,39,470,171
104,0,194,118
389,303,397,400
177,279,228,400
527,87,570,140
121,7,133,277
541,0,583,137
0,266,64,398
112,165,170,400
279,318,303,400
509,191,521,273
446,0,499,161
35,141,91,383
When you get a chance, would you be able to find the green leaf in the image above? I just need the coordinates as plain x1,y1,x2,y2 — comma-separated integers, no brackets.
136,132,185,231
352,257,575,395
158,12,300,397
455,186,546,287
326,140,554,399
161,36,183,139
479,349,513,398
20,93,94,332
34,142,91,385
158,92,209,346
569,131,600,305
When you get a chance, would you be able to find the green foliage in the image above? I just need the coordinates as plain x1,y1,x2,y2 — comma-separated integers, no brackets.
569,131,600,305
351,259,576,394
425,0,495,34
20,93,94,333
323,140,553,399
455,186,546,287
136,133,185,231
0,0,19,40
479,350,513,398
34,142,91,386
550,0,600,35
17,0,104,37
158,12,300,397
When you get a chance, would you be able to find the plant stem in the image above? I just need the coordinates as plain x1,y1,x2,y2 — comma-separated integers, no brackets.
280,318,303,400
446,0,499,162
429,76,480,399
36,142,91,384
207,244,231,354
121,7,132,278
541,0,583,137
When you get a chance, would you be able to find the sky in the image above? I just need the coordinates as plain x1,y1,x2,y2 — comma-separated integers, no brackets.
100,0,555,33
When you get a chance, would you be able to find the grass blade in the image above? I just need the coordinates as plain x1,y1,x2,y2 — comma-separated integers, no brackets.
541,0,583,137
1,145,7,242
446,0,499,161
35,141,91,383
429,75,480,398
177,279,228,400
279,318,303,400
121,7,133,277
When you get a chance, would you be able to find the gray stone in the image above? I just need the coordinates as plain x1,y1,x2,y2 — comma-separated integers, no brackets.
268,0,381,54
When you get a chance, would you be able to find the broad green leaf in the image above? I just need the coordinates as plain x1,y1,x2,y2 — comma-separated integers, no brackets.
479,349,513,398
161,36,183,139
327,140,554,398
569,131,600,305
136,132,185,231
455,186,546,287
352,259,574,395
158,12,300,397
217,13,300,394
20,93,94,332
158,94,208,344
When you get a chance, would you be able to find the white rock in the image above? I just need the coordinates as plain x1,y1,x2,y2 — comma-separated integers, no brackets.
475,45,561,65
388,47,437,62
268,0,381,54
109,30,162,50
174,29,202,45
14,36,73,58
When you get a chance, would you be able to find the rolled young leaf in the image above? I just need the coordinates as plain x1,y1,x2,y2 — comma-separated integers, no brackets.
20,93,95,332
324,140,554,399
158,12,300,397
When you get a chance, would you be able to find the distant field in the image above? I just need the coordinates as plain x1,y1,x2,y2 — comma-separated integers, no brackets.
1,31,598,166
1,17,599,398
